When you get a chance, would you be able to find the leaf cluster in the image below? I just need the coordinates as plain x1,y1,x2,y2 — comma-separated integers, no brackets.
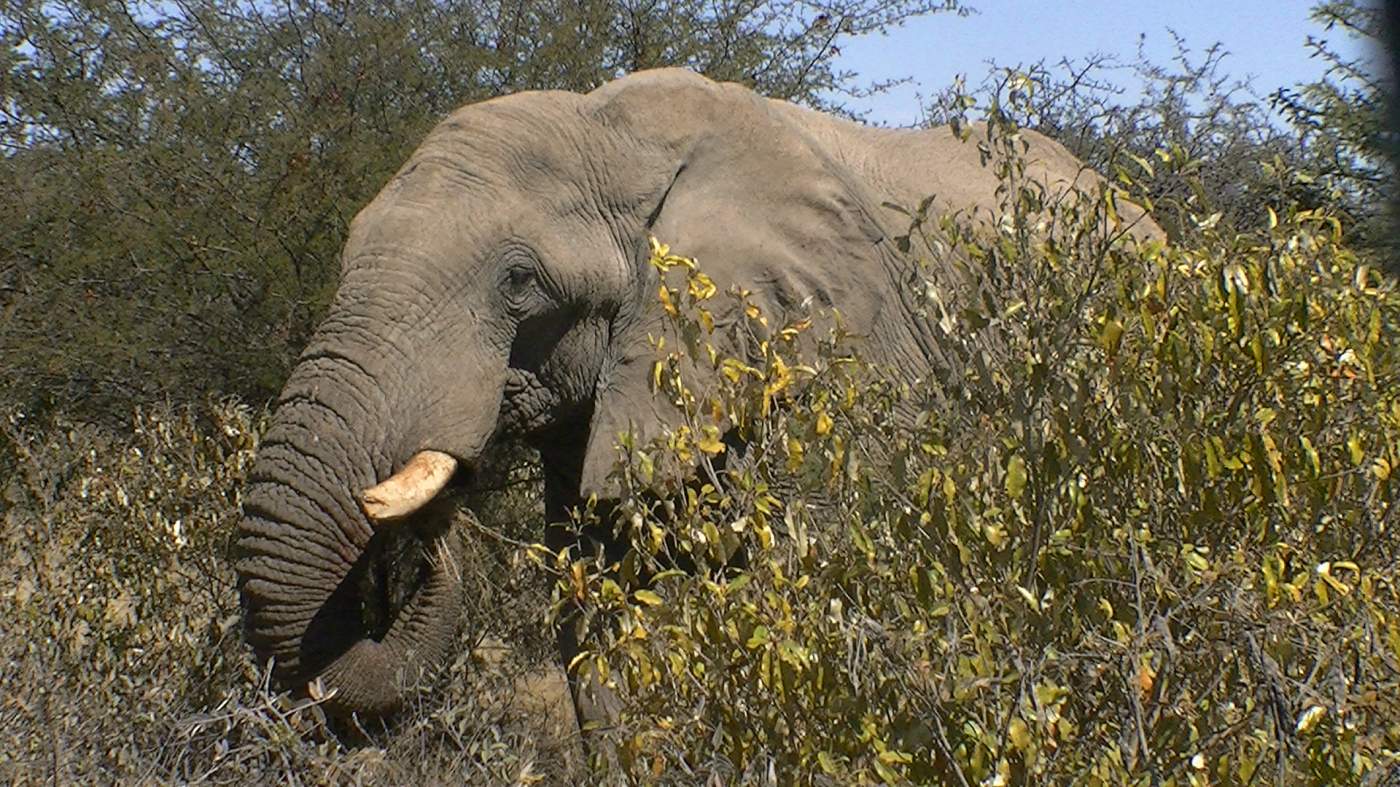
556,116,1400,785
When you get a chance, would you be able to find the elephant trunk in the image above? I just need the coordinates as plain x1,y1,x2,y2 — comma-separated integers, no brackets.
234,351,476,717
303,521,469,715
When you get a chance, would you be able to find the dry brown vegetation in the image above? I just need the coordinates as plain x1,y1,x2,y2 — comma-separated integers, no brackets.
0,404,589,783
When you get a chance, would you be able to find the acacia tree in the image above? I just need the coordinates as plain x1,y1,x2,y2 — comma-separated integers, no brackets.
0,0,965,421
1272,0,1396,254
922,1,1394,248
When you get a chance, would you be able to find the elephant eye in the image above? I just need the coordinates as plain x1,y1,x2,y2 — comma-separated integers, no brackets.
507,266,534,289
502,263,544,312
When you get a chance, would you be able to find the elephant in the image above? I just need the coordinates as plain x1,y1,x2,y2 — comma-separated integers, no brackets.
233,68,1158,725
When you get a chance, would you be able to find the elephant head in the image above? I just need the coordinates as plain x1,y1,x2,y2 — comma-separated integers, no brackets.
235,68,1144,716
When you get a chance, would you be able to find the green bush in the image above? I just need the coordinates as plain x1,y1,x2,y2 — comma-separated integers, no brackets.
560,123,1400,784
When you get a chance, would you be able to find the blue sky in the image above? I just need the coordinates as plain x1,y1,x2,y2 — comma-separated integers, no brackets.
833,1,1377,125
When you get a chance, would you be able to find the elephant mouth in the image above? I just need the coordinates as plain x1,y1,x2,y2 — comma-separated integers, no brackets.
239,418,484,715
292,461,476,700
350,451,473,644
355,482,468,642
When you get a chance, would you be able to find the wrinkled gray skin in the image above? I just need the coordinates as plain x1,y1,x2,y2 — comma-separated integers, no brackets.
235,68,1155,725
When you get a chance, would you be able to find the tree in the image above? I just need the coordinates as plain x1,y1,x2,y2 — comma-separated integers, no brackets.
1272,0,1396,256
0,0,966,421
921,2,1395,249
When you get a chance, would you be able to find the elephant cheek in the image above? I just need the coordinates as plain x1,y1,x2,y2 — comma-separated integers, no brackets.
499,367,565,437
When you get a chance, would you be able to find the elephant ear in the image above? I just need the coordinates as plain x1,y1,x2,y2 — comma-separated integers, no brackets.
578,78,900,499
578,232,724,499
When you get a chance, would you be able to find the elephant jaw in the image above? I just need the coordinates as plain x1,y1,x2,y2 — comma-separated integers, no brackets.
359,450,460,524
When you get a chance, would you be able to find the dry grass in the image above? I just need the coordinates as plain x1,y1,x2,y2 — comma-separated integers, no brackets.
0,403,583,785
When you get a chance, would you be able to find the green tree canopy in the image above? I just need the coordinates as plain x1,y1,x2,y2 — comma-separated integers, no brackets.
923,2,1394,250
0,0,963,421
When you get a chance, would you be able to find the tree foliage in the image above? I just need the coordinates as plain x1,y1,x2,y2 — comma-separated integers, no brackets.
923,2,1394,255
0,0,963,421
1272,1,1396,254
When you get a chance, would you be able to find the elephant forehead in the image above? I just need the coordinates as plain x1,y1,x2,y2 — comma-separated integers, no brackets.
346,200,488,262
417,98,599,188
343,193,627,309
360,138,603,237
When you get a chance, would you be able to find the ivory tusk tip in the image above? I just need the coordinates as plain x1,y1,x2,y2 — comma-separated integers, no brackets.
358,492,399,523
358,450,459,525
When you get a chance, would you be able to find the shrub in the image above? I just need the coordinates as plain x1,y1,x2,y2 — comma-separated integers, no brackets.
0,401,575,783
560,121,1400,784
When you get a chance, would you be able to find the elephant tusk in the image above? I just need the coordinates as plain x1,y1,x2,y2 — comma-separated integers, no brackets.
359,450,459,524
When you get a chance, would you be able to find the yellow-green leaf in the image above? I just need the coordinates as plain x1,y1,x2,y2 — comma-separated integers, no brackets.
1005,454,1027,499
633,590,663,607
696,426,726,455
